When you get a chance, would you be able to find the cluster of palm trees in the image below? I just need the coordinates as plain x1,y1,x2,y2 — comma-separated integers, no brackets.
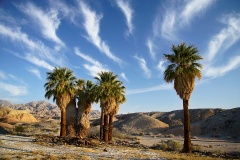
44,42,202,153
44,69,126,143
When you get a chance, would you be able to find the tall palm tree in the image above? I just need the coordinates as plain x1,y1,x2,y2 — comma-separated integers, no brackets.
95,71,125,143
163,43,202,153
76,79,97,138
44,67,76,137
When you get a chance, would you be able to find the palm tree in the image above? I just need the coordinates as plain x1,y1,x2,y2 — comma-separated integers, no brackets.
44,67,76,137
95,71,126,143
76,79,97,138
163,43,202,153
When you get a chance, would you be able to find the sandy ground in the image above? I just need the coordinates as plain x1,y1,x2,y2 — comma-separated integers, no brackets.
139,136,240,154
0,134,164,160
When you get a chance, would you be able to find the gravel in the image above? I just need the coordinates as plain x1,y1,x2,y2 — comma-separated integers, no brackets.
0,134,166,159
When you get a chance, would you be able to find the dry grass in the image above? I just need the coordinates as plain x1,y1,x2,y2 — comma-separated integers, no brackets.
151,150,224,160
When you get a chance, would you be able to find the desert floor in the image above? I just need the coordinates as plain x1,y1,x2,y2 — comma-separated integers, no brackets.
1,134,239,159
140,136,240,154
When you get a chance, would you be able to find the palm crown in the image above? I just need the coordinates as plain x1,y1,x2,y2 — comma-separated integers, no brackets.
164,43,202,100
95,71,126,114
44,67,76,108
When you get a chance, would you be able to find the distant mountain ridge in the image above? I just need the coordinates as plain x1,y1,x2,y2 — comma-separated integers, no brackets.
0,100,100,120
1,100,239,138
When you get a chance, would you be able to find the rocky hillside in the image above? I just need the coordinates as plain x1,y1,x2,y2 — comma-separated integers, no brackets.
0,100,100,120
113,108,240,138
0,107,38,123
1,100,239,138
115,113,169,134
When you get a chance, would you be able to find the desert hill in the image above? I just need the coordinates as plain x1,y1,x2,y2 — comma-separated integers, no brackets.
0,100,101,120
0,107,38,123
114,113,169,134
0,100,239,138
112,108,240,138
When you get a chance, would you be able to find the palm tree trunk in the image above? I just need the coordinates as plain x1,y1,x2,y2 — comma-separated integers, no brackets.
103,114,109,143
183,99,192,153
108,114,113,142
60,108,67,137
100,108,104,141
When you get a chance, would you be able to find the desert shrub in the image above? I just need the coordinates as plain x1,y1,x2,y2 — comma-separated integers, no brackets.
113,128,133,139
138,132,145,136
151,140,181,151
14,125,25,133
156,133,162,137
87,126,99,138
209,144,214,148
165,134,175,138
192,144,202,152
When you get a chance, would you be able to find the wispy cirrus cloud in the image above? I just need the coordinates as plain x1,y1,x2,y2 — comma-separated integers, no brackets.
146,38,156,59
151,0,215,41
120,72,129,82
49,0,77,24
205,13,240,62
0,82,28,96
204,56,240,77
0,71,8,80
27,68,41,79
116,0,134,36
157,59,166,74
74,47,108,77
24,54,54,70
134,55,151,78
203,13,240,78
180,0,216,25
0,24,63,68
127,83,172,95
78,1,122,64
18,2,64,47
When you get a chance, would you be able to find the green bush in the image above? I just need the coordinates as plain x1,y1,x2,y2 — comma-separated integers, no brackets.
14,125,25,133
151,140,181,151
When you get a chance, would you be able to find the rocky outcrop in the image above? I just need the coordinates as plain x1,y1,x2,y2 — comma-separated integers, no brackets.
0,100,100,120
0,107,38,123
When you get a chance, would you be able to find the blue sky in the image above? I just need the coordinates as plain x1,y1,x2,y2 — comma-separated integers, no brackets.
0,0,240,113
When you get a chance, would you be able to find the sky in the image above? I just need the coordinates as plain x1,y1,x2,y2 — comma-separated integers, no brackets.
0,0,240,113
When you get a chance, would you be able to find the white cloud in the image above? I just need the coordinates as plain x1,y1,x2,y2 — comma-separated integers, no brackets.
78,1,122,64
25,54,54,70
205,13,240,62
203,13,240,78
146,38,156,59
120,73,129,82
204,55,240,77
161,10,177,41
116,0,134,35
180,0,215,25
0,24,37,50
74,47,108,77
157,59,166,73
134,55,151,78
0,71,8,80
27,68,41,79
83,64,108,77
0,24,64,67
49,0,77,24
18,3,64,47
127,83,172,95
158,0,215,41
0,82,28,96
